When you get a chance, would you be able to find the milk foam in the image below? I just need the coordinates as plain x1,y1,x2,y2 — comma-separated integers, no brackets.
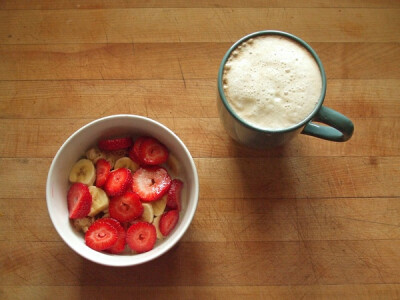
223,35,322,130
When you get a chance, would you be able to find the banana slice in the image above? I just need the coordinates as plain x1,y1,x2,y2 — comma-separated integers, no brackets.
105,149,128,169
114,157,139,173
166,153,181,177
151,194,167,217
73,217,94,233
69,159,96,186
140,203,154,223
88,186,109,217
86,147,107,164
152,215,164,240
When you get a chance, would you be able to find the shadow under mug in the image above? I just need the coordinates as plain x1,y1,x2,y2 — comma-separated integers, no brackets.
217,30,354,148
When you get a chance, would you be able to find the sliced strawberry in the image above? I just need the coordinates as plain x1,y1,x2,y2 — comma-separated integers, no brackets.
104,168,132,197
129,136,147,164
85,219,118,251
131,167,172,202
95,158,111,187
125,184,134,193
101,218,126,254
109,192,144,223
98,137,133,151
67,182,92,219
128,150,142,165
166,179,183,211
138,137,169,165
159,210,179,236
126,222,157,253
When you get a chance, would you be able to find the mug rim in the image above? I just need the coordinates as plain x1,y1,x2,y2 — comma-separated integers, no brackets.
217,30,327,134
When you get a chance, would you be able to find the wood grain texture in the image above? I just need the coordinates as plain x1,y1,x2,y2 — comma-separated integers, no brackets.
1,117,400,158
1,285,400,300
1,9,399,44
0,0,399,299
2,0,400,9
1,43,399,80
1,80,399,119
1,240,400,286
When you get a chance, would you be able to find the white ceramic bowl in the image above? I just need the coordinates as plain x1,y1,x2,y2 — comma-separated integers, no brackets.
46,115,199,266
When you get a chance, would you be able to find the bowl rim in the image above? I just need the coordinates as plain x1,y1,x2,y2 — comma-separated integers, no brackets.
46,114,199,266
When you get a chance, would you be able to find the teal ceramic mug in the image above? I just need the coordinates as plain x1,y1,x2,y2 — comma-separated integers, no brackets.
217,30,354,148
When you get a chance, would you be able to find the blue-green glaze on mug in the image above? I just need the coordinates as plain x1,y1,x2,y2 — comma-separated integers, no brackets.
217,30,354,148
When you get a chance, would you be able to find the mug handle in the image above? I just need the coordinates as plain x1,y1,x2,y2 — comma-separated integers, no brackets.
301,106,354,142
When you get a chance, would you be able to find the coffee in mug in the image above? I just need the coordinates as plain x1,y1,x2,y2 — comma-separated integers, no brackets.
222,35,322,130
217,30,354,148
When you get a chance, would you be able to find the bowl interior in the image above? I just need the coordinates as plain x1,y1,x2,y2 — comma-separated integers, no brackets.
46,115,198,266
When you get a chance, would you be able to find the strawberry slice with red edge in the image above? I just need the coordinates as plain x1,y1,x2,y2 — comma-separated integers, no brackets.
101,218,126,254
104,168,132,197
85,218,118,251
166,179,183,211
126,222,157,253
159,210,179,236
98,137,133,151
138,137,169,165
131,166,172,202
67,182,92,219
129,136,147,164
95,158,111,187
109,192,144,222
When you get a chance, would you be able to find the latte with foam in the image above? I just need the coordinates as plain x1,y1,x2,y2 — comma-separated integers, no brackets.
222,35,322,130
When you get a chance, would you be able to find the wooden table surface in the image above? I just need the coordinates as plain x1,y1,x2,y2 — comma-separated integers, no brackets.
1,1,400,299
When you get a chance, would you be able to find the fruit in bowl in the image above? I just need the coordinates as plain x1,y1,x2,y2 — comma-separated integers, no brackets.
68,135,184,254
46,115,199,266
